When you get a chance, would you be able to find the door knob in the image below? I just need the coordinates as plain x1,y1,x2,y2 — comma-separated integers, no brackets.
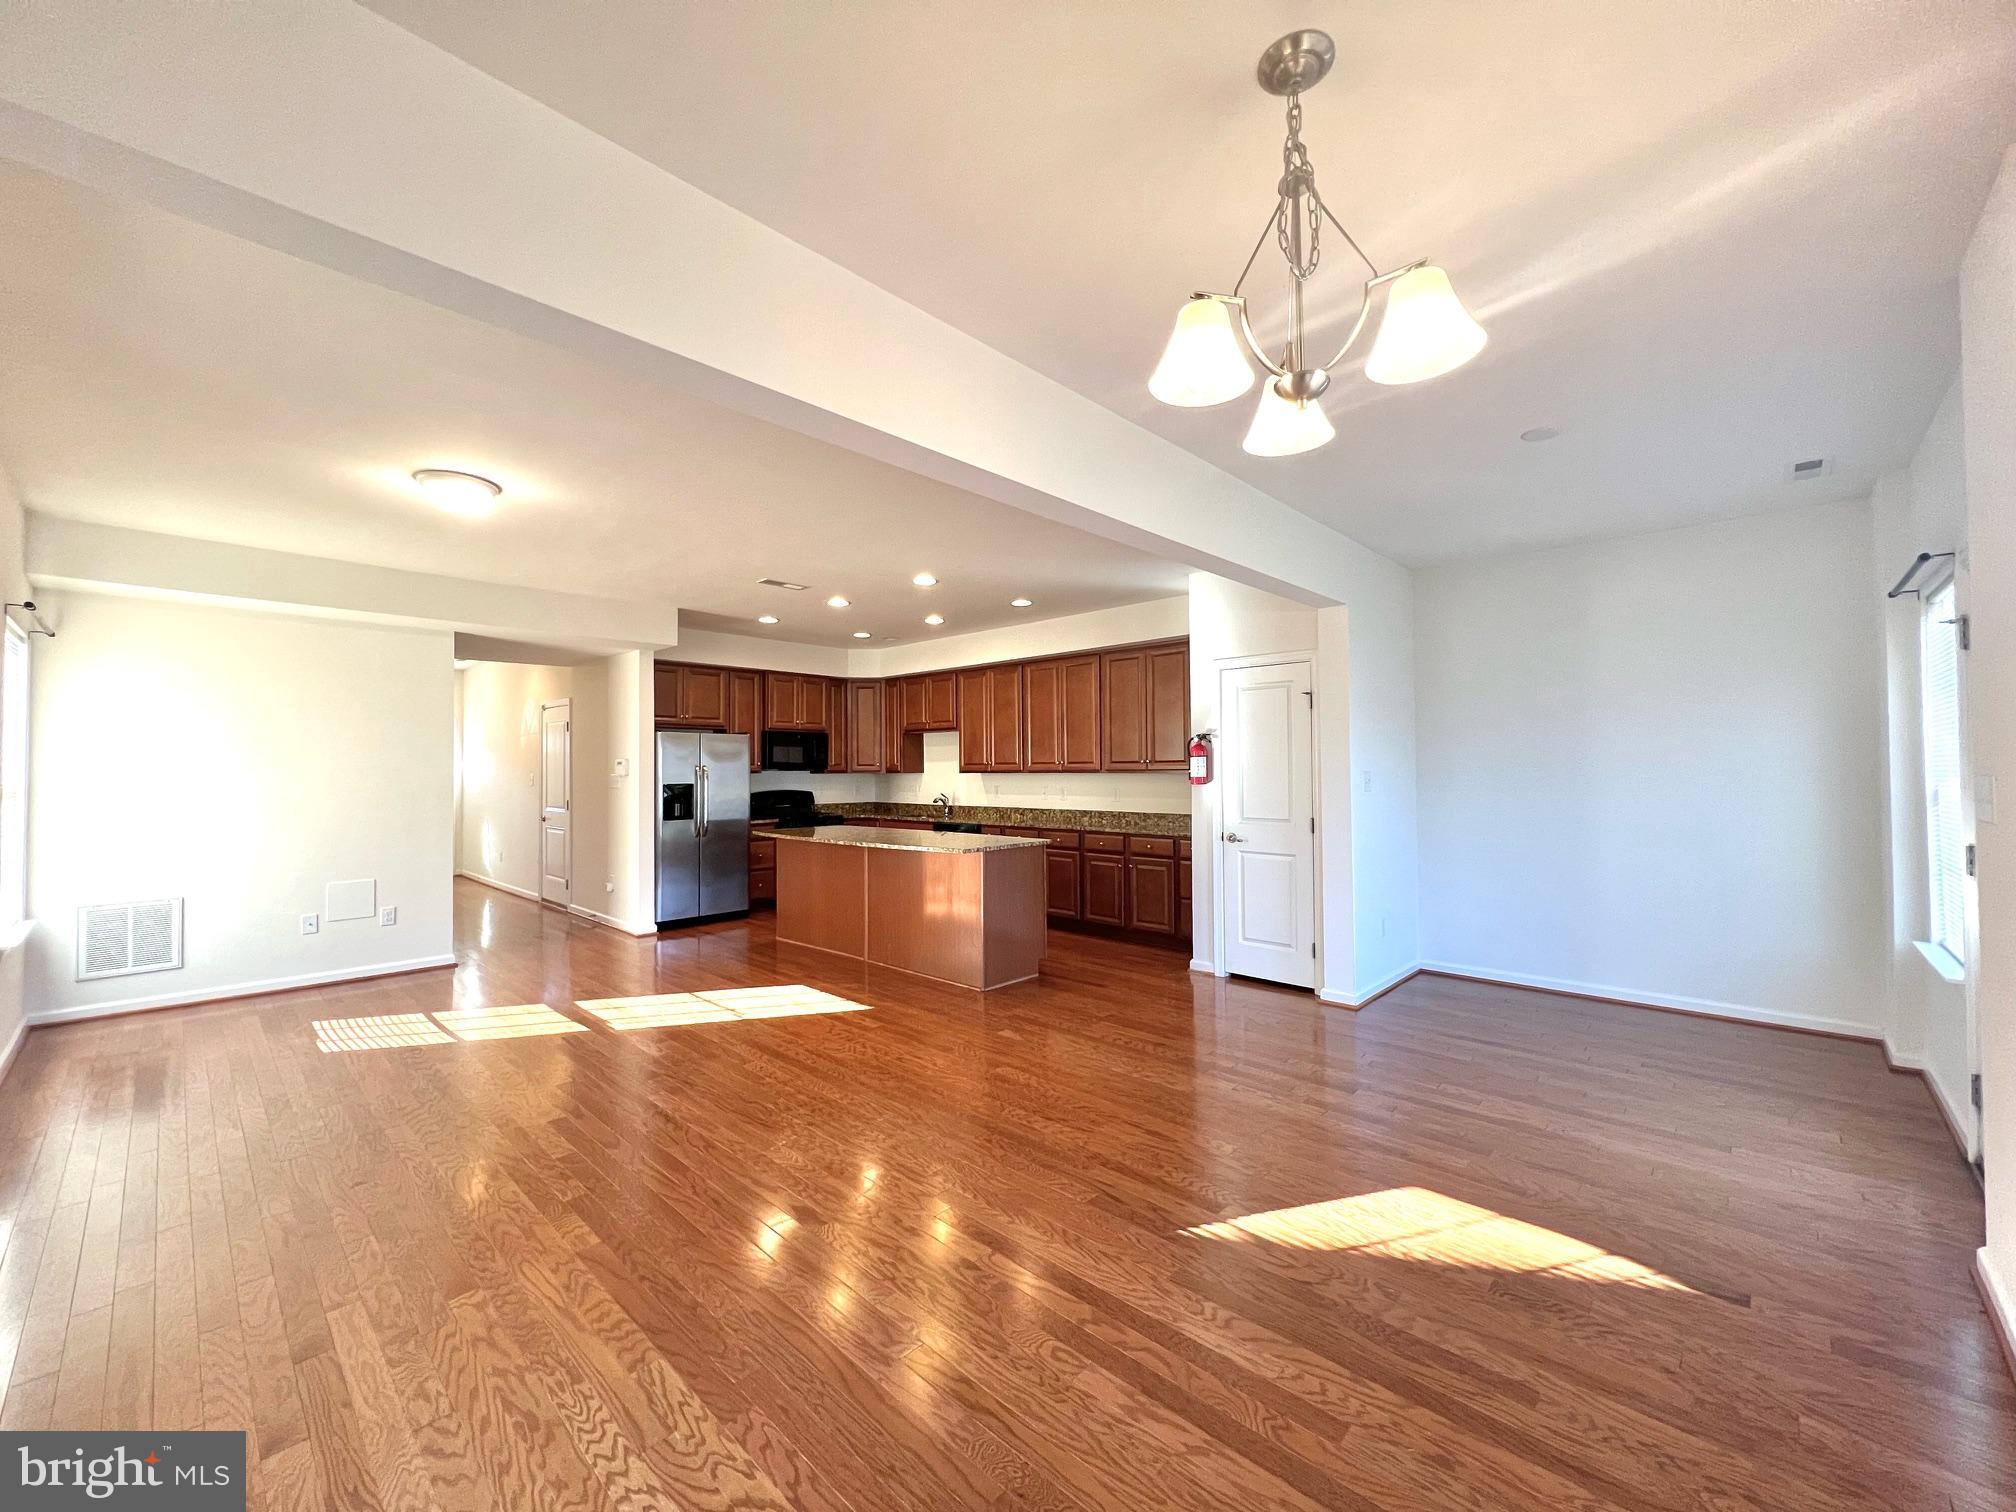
1225,832,1245,843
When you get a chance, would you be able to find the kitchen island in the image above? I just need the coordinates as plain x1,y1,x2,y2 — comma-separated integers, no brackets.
773,826,1048,989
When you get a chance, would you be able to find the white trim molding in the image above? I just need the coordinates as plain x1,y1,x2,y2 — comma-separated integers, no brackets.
569,903,657,937
1416,961,1881,1041
1977,1248,2016,1385
25,954,458,1026
0,1015,28,1088
1318,960,1422,1009
457,870,539,903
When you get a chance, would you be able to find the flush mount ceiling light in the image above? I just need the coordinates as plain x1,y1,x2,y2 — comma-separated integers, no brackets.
411,468,502,515
1150,29,1486,457
1010,597,1033,608
1519,426,1560,443
826,595,850,608
911,572,938,587
756,614,780,624
852,630,872,639
923,613,945,626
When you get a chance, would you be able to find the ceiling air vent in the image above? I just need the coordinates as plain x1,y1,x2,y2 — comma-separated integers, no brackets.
76,898,184,981
1785,456,1832,482
756,578,808,591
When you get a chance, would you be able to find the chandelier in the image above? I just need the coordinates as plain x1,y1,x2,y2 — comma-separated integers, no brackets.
1149,29,1487,457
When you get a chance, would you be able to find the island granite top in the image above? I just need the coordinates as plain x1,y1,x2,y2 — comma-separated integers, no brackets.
771,826,1049,855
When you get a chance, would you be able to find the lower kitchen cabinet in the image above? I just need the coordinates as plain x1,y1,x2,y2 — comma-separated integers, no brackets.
1045,850,1080,919
1126,855,1178,935
1081,852,1126,927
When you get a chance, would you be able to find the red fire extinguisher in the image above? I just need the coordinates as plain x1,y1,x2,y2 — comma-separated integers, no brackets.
1188,732,1213,786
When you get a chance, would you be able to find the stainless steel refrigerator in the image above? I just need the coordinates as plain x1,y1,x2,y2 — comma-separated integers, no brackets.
656,731,751,926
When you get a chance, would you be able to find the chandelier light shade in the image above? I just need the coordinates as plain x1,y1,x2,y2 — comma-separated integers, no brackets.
1243,383,1335,457
1149,296,1256,407
1364,264,1488,385
1150,28,1485,456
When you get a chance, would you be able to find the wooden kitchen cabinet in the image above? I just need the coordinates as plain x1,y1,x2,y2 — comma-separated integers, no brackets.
1101,640,1189,770
921,671,958,729
958,665,1024,771
1045,850,1080,918
654,662,729,726
764,672,828,731
1024,654,1101,772
846,680,885,772
1126,836,1178,934
727,669,761,770
901,676,927,731
1081,851,1126,926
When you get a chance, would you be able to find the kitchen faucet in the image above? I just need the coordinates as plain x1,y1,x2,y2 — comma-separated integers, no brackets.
934,792,954,820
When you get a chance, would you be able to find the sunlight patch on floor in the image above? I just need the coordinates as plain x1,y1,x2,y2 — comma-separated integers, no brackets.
432,1003,589,1041
312,1013,457,1053
576,985,872,1030
1180,1186,1693,1292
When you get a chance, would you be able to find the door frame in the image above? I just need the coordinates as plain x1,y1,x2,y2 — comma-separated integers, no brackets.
539,698,572,907
1210,653,1320,989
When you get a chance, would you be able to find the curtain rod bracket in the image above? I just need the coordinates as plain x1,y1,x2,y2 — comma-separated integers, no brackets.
3,601,54,637
1887,552,1954,599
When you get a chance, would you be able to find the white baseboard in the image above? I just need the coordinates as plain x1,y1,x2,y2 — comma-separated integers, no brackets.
457,870,539,902
1881,1034,1925,1072
1319,961,1422,1009
1977,1248,2016,1383
1416,961,1881,1040
0,1014,27,1088
1187,957,1218,975
568,903,656,937
25,954,458,1027
1925,1064,1978,1160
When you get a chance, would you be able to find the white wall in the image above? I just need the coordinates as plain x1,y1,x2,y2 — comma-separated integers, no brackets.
1960,145,2016,1341
1415,501,1887,1035
878,732,1190,814
26,592,454,1021
0,471,28,1070
1872,379,1973,1150
456,659,570,899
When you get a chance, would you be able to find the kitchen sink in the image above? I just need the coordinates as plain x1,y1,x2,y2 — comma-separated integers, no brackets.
932,821,984,833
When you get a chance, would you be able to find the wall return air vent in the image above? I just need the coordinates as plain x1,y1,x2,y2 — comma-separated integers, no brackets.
76,898,184,981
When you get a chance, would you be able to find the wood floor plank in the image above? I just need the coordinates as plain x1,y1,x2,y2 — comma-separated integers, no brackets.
0,878,2003,1510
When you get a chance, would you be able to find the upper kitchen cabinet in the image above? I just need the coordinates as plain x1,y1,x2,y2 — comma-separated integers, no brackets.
1101,641,1189,770
893,671,958,732
655,662,729,726
727,668,761,770
845,680,885,772
957,664,1026,772
764,671,829,731
1025,654,1101,772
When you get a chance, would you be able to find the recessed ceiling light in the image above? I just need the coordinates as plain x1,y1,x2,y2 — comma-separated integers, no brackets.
912,572,938,587
1010,597,1033,608
1519,426,1560,443
756,614,780,625
827,595,850,608
923,613,944,626
852,630,872,639
411,468,501,516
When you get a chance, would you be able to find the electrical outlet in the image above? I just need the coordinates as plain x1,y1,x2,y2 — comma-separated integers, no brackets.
300,913,319,935
380,906,398,927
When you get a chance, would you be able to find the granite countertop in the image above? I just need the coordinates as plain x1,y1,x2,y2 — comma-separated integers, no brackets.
772,825,1048,855
821,803,1190,838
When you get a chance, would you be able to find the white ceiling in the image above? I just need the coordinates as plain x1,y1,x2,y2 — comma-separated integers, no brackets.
368,0,2016,565
0,163,1186,647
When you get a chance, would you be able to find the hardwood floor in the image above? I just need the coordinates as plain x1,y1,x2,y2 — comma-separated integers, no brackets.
0,877,2008,1509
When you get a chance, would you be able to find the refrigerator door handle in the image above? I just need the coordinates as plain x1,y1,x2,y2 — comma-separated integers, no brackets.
693,764,705,839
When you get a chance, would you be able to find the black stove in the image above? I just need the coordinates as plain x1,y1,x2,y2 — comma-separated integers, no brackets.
748,789,847,828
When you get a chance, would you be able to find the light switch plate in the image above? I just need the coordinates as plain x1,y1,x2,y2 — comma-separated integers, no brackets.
613,757,629,778
380,906,398,927
300,913,319,935
1977,773,1997,824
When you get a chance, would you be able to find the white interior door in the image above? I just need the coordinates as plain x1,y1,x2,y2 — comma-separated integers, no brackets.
540,700,571,906
1219,661,1315,986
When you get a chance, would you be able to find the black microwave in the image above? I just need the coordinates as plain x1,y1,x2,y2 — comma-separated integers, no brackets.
762,730,829,771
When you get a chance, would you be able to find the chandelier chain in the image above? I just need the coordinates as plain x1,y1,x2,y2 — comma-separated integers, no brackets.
1276,91,1322,282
